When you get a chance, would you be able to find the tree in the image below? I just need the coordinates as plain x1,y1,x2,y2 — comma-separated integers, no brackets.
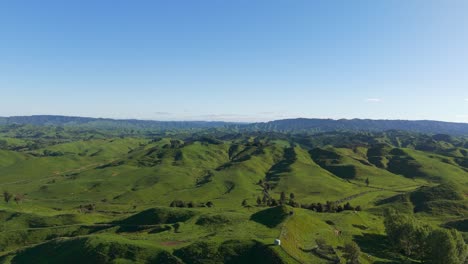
262,195,268,204
170,200,186,208
280,192,286,203
365,178,369,187
336,205,343,212
3,191,12,203
308,203,317,211
425,229,467,264
316,203,323,212
343,241,361,264
256,196,262,205
241,199,248,207
344,202,354,211
325,201,336,212
451,229,468,264
384,208,467,263
383,208,429,259
289,193,295,200
270,199,278,206
288,199,299,207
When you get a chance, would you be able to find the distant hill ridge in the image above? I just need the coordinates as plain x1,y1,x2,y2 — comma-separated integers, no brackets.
0,115,229,130
1,115,468,135
253,118,468,135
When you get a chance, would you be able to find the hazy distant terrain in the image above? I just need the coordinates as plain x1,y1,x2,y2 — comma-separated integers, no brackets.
2,115,468,135
0,121,466,263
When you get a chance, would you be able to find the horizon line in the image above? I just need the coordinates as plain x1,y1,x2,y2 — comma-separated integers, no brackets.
1,114,468,125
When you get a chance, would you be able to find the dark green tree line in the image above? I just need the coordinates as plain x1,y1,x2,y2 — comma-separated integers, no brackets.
384,208,467,263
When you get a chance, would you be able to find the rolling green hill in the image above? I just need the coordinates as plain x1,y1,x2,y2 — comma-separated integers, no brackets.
0,125,466,263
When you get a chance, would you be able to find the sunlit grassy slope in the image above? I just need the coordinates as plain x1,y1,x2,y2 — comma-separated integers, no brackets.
0,128,466,263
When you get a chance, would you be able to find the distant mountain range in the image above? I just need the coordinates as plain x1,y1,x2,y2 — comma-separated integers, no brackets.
250,118,468,135
1,115,468,135
0,115,229,130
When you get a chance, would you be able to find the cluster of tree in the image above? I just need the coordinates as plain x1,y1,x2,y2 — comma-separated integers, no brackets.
342,241,361,264
254,195,275,207
254,191,362,213
301,201,361,213
312,238,362,264
169,200,214,208
384,208,467,264
254,191,293,207
3,191,24,204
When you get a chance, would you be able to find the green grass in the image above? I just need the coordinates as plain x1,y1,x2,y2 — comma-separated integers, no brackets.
0,129,466,263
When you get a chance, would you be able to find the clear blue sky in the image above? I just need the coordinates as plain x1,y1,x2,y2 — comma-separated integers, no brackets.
1,0,467,122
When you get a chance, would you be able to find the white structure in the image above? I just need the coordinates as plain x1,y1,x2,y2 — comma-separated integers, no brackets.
274,239,281,246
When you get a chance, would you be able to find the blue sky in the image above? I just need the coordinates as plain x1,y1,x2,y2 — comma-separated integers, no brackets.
1,0,467,122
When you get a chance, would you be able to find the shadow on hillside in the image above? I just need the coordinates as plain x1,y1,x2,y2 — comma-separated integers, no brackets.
250,206,289,228
265,147,296,187
443,218,468,232
354,233,407,263
308,148,357,179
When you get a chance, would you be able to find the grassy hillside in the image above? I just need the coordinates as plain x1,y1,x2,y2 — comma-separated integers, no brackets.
0,126,466,263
